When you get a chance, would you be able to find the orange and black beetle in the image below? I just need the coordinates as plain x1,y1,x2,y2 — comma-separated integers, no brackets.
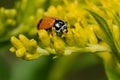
37,17,68,33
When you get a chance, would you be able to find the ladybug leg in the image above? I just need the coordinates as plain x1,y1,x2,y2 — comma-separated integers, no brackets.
46,28,52,34
56,31,63,37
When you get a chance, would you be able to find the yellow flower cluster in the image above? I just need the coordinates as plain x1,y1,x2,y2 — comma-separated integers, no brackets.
9,0,120,60
9,20,109,60
0,8,16,37
10,34,49,60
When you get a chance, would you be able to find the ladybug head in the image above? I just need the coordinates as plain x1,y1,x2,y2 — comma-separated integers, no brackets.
54,20,68,33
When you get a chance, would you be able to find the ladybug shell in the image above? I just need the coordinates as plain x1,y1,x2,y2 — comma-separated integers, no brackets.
37,17,59,29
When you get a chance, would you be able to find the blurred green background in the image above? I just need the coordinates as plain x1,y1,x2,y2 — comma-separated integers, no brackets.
0,0,107,80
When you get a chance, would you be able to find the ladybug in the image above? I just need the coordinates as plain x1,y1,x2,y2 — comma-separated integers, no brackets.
37,17,68,33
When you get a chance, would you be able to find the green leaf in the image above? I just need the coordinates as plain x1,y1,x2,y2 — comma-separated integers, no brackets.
87,9,120,62
87,9,120,80
103,54,120,80
114,12,120,27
